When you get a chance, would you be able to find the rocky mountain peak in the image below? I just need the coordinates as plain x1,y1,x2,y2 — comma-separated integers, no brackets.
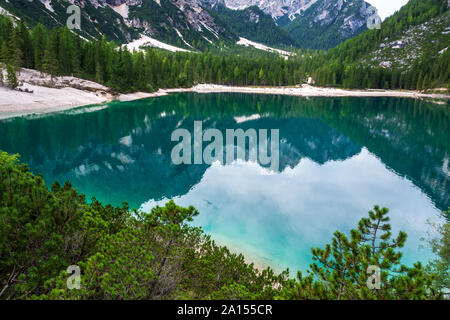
219,0,319,23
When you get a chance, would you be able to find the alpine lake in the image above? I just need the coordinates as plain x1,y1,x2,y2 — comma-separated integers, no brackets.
1,93,448,273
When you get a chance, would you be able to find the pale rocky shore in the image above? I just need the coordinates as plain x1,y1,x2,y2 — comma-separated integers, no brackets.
0,68,113,119
188,84,450,99
0,69,448,119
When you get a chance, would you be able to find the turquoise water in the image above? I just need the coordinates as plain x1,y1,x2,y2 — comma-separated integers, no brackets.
0,93,448,273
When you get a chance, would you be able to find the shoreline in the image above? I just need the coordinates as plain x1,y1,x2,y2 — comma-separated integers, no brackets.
207,232,286,274
1,82,448,120
175,84,450,99
119,84,450,102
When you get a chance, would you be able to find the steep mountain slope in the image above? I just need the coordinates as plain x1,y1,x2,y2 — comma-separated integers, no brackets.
125,0,235,49
201,0,376,50
361,10,449,71
0,0,137,43
205,0,319,26
0,0,236,49
309,0,449,90
284,0,372,50
206,4,297,47
0,0,377,51
0,0,305,50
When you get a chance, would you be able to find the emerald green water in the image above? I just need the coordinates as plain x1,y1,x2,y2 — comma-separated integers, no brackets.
0,93,448,273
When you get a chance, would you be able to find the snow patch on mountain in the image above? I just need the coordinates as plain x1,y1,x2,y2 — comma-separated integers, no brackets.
236,37,292,59
174,28,194,49
0,5,19,20
200,21,220,39
40,0,55,13
202,36,213,44
124,35,192,52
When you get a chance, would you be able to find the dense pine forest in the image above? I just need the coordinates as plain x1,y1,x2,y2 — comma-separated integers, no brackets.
0,13,318,93
0,151,448,299
0,0,448,93
310,0,450,89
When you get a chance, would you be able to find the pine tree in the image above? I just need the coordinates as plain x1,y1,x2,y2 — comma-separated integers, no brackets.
31,24,48,72
19,20,33,69
110,48,127,92
58,27,74,75
422,75,429,90
71,37,82,77
233,66,240,85
42,41,58,80
0,65,4,86
8,28,22,72
6,64,18,89
416,71,423,91
258,68,264,85
283,206,442,299
0,42,8,64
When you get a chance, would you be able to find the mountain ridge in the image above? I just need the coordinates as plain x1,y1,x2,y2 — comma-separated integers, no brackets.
283,0,373,50
202,0,320,26
0,0,378,50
